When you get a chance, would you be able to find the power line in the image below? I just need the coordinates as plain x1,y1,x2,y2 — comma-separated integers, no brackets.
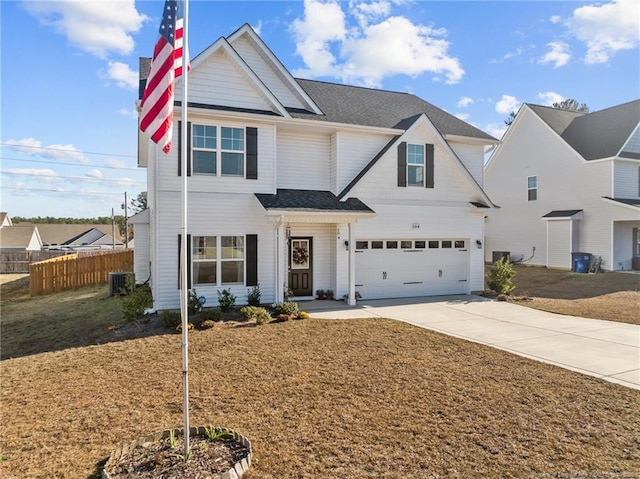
0,142,137,159
0,185,138,197
0,156,142,171
1,170,145,186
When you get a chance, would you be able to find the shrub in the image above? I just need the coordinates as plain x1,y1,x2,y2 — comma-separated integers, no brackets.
121,279,152,323
200,319,216,330
273,301,299,316
200,308,224,322
297,311,310,319
276,314,292,322
315,289,326,300
240,306,271,325
487,257,516,295
217,289,236,312
188,289,204,315
247,284,261,307
176,322,194,333
325,290,334,300
161,311,181,328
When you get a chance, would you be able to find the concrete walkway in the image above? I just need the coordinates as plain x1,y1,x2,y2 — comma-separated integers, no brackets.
303,295,640,391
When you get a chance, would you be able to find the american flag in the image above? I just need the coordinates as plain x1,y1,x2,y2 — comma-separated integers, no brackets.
140,0,188,154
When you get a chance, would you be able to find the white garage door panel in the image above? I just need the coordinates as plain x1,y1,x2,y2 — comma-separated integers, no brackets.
355,241,468,299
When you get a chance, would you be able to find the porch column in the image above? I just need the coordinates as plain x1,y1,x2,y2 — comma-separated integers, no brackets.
275,221,285,303
347,222,356,305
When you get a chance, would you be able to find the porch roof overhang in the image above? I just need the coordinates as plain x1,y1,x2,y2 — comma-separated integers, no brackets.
255,189,376,223
542,209,583,220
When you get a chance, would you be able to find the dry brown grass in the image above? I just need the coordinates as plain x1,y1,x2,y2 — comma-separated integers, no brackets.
1,317,639,479
501,265,640,325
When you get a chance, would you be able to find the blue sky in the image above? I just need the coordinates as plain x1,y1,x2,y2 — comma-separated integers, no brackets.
1,0,638,219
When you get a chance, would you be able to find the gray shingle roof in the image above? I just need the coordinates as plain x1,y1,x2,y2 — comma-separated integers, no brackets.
529,100,640,161
255,189,374,213
292,79,497,141
542,210,583,218
603,197,640,208
0,226,39,249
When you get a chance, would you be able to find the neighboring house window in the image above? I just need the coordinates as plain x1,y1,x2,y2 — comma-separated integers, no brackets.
192,125,245,176
192,235,245,285
407,144,425,186
527,176,538,201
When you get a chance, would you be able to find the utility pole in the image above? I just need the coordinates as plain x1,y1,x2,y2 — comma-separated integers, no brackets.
122,192,129,249
111,208,116,250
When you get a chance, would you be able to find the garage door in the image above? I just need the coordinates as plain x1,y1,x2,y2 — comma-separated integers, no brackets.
354,239,468,300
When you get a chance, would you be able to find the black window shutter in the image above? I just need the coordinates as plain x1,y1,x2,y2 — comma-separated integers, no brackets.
425,143,434,188
397,141,407,187
246,127,258,180
246,234,258,286
177,122,192,176
178,234,192,289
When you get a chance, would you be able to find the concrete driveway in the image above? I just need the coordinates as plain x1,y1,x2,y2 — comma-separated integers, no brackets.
304,295,640,391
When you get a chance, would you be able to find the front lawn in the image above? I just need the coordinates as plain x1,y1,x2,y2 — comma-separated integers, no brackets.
493,264,640,325
1,315,638,478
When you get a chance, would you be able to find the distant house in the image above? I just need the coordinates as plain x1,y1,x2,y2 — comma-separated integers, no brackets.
0,225,42,252
0,212,13,228
32,224,124,250
484,100,640,271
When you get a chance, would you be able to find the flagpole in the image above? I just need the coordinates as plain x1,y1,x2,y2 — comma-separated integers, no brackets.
180,0,191,458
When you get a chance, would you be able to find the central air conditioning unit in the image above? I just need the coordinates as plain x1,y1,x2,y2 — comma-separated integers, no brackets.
109,271,132,296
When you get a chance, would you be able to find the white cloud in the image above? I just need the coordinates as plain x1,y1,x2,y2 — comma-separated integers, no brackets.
537,91,565,106
101,61,138,90
566,0,639,64
485,123,508,141
539,41,571,68
22,0,148,59
457,96,474,108
495,95,521,115
4,138,90,164
106,159,128,169
85,169,104,179
550,15,562,24
291,0,464,87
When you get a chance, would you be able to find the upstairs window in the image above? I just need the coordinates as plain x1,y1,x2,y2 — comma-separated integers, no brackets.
192,125,245,176
407,144,425,186
527,176,538,201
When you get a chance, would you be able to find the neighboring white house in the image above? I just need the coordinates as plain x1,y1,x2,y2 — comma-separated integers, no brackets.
136,24,498,310
484,100,640,271
0,225,43,252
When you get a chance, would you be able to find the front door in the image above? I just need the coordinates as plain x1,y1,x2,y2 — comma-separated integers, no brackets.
289,237,312,297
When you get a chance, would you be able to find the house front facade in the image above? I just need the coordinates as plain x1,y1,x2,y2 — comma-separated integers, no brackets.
484,101,640,271
136,25,497,310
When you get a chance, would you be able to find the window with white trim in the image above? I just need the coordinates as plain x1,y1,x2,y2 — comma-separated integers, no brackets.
192,125,245,176
407,144,425,186
527,175,538,201
192,235,245,285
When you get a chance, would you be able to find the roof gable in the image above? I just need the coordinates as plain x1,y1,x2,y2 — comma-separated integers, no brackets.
340,114,494,206
529,100,640,161
0,225,41,249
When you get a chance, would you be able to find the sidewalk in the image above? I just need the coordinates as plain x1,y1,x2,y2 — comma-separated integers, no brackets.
303,295,640,390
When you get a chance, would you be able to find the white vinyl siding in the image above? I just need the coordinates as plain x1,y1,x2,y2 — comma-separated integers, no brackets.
336,132,394,193
176,50,274,112
231,36,307,110
621,125,640,155
613,161,640,198
449,142,485,186
277,130,330,190
547,220,572,269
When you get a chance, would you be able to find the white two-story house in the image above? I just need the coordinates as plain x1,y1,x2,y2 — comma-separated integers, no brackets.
135,25,498,310
484,100,640,271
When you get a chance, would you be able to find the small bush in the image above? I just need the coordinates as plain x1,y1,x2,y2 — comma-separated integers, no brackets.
200,308,224,322
176,322,194,333
276,314,292,322
247,284,261,307
200,319,216,330
297,311,310,319
240,306,271,325
217,289,236,312
325,290,334,300
316,289,326,300
487,257,516,295
273,301,299,316
161,311,181,328
188,289,204,315
121,279,152,323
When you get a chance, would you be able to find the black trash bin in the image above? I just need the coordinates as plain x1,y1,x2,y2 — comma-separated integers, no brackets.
571,252,592,273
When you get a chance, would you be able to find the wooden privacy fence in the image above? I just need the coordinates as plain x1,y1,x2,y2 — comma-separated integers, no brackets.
30,250,133,296
0,250,70,273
